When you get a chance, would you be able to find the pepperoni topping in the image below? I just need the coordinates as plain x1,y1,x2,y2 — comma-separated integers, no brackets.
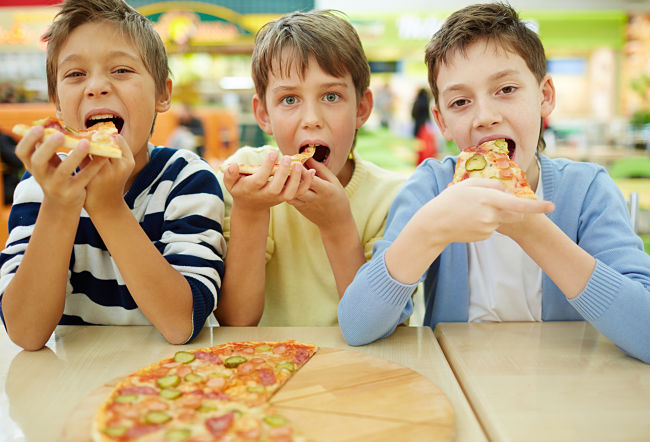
272,345,287,355
206,412,235,438
119,386,157,396
125,424,159,439
204,391,230,400
241,347,255,355
206,377,226,389
176,366,192,378
237,362,255,375
258,369,276,386
495,156,510,169
194,351,221,364
498,168,513,179
293,348,310,364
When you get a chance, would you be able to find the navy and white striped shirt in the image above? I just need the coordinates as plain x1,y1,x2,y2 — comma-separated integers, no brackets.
0,144,225,342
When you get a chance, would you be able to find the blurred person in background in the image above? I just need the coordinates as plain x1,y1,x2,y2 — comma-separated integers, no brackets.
168,102,205,157
375,83,394,129
0,130,23,205
412,88,437,164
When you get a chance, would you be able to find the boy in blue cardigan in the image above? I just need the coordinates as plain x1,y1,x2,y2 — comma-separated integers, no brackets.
339,3,650,363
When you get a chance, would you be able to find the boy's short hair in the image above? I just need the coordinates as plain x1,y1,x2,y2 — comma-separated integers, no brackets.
251,9,370,107
42,0,170,102
425,2,547,151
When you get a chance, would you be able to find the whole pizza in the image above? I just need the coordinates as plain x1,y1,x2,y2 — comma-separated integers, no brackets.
93,340,318,441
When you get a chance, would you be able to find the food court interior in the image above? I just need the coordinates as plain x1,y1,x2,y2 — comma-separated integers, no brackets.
1,0,650,247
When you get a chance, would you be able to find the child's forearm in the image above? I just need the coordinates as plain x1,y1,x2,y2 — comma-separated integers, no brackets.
512,214,595,298
2,199,81,350
320,214,365,298
90,202,194,344
215,204,269,326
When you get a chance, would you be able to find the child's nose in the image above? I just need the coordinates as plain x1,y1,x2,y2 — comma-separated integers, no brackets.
473,99,502,128
301,101,322,129
85,75,110,97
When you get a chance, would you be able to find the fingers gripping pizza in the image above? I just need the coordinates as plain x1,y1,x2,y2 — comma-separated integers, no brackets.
12,116,122,158
451,139,536,199
219,146,315,176
93,340,318,441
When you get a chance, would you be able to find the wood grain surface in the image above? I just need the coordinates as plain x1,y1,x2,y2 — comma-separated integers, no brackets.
61,347,455,442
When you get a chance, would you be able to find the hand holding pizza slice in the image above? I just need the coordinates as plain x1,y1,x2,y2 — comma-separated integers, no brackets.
219,145,315,176
12,117,122,159
451,139,536,199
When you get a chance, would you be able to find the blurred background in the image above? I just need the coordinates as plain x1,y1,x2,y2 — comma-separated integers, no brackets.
0,0,650,246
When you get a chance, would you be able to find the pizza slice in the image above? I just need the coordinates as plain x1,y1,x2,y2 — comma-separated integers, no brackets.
219,145,315,176
12,116,122,158
451,138,536,199
93,340,318,441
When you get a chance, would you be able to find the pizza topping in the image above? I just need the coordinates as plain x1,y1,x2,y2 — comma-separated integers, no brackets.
301,143,329,162
494,156,510,169
275,361,295,372
498,168,513,179
174,351,196,364
194,351,221,363
237,362,255,375
206,377,226,389
205,412,235,438
465,154,487,171
164,428,191,441
103,426,127,437
224,356,247,369
157,375,181,389
184,373,204,383
86,113,124,133
144,410,171,424
115,394,138,403
119,386,158,396
257,369,276,386
263,414,289,428
272,344,287,355
160,388,182,400
255,344,271,353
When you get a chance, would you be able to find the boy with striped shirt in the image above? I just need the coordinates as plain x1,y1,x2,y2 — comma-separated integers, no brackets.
0,0,225,350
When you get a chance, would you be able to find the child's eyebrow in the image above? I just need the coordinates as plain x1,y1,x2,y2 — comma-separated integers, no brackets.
270,81,348,95
58,51,140,68
441,69,521,96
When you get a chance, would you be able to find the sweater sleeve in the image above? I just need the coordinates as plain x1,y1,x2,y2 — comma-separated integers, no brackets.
159,160,226,343
562,168,650,363
338,161,443,345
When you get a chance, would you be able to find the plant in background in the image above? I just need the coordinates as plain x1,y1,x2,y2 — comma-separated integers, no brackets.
630,74,650,128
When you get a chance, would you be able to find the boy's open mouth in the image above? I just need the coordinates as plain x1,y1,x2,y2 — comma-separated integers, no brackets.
86,114,124,133
505,138,516,159
300,144,330,162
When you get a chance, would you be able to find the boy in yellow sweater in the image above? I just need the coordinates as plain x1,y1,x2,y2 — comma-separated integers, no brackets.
216,10,405,326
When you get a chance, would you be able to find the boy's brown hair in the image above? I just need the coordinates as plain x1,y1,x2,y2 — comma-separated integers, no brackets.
425,2,548,150
42,0,170,102
251,9,370,107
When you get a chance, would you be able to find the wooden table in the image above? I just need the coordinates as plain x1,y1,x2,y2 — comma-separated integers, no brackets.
0,325,485,442
435,322,650,442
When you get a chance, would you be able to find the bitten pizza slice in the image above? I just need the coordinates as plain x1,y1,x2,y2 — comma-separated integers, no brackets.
451,138,536,199
219,145,315,176
12,116,122,158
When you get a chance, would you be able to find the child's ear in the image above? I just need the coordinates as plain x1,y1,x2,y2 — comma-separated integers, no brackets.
432,105,453,141
252,94,273,135
155,78,173,113
540,74,556,118
54,96,63,120
355,89,373,129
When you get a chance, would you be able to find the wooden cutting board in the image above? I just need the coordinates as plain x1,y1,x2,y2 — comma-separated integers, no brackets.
61,347,455,441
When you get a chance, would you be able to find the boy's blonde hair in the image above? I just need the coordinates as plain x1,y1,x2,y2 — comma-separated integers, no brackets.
42,0,170,102
251,9,370,107
425,3,548,150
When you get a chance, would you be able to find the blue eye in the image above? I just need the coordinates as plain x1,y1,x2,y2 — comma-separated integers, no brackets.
324,93,339,102
282,96,297,105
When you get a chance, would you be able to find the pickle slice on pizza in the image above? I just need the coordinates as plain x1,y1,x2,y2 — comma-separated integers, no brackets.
220,145,315,175
12,116,122,158
451,138,537,199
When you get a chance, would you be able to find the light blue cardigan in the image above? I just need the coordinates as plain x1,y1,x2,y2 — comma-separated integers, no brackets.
339,154,650,363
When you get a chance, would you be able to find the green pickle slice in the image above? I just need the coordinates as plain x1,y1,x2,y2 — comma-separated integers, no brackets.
114,394,138,403
174,351,195,364
103,426,127,437
247,385,265,393
160,388,182,400
157,374,181,388
264,414,289,428
465,154,487,171
275,361,295,371
255,344,271,352
164,428,191,441
493,139,508,153
184,373,204,383
224,356,247,368
145,410,171,424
